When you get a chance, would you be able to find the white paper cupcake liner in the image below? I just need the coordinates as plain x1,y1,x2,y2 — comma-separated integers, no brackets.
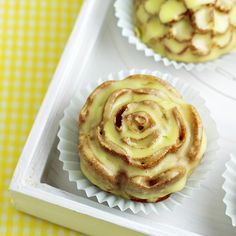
114,0,235,71
57,69,219,214
222,153,236,226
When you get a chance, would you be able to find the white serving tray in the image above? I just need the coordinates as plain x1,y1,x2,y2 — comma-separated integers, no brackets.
10,1,236,235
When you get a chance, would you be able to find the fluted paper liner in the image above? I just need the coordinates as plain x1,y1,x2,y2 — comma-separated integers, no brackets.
114,0,234,71
222,153,236,226
58,69,219,214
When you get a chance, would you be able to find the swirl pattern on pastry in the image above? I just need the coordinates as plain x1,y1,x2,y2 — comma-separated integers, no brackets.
134,0,236,63
79,75,207,202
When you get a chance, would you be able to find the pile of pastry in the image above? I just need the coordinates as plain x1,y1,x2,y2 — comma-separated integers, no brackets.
79,75,207,202
134,0,236,62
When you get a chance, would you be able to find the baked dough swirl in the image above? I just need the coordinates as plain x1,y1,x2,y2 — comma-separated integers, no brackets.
79,75,207,202
134,0,236,63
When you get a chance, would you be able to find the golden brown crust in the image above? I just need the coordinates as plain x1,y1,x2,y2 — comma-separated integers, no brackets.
187,105,203,161
125,74,183,98
134,0,236,62
168,16,194,43
192,6,214,33
130,193,171,203
213,28,233,48
215,0,233,12
164,42,189,55
79,75,207,202
129,166,186,192
79,135,116,187
79,81,114,123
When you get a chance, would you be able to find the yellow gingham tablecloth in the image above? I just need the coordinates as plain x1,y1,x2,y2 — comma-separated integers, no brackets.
0,1,83,235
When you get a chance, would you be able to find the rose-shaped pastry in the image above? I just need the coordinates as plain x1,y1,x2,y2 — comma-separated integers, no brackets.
79,75,207,202
134,0,236,63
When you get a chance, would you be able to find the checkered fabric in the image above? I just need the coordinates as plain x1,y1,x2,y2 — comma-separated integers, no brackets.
0,1,83,235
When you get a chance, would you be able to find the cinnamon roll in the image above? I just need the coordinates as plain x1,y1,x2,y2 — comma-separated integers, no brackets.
79,74,207,202
134,0,236,63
